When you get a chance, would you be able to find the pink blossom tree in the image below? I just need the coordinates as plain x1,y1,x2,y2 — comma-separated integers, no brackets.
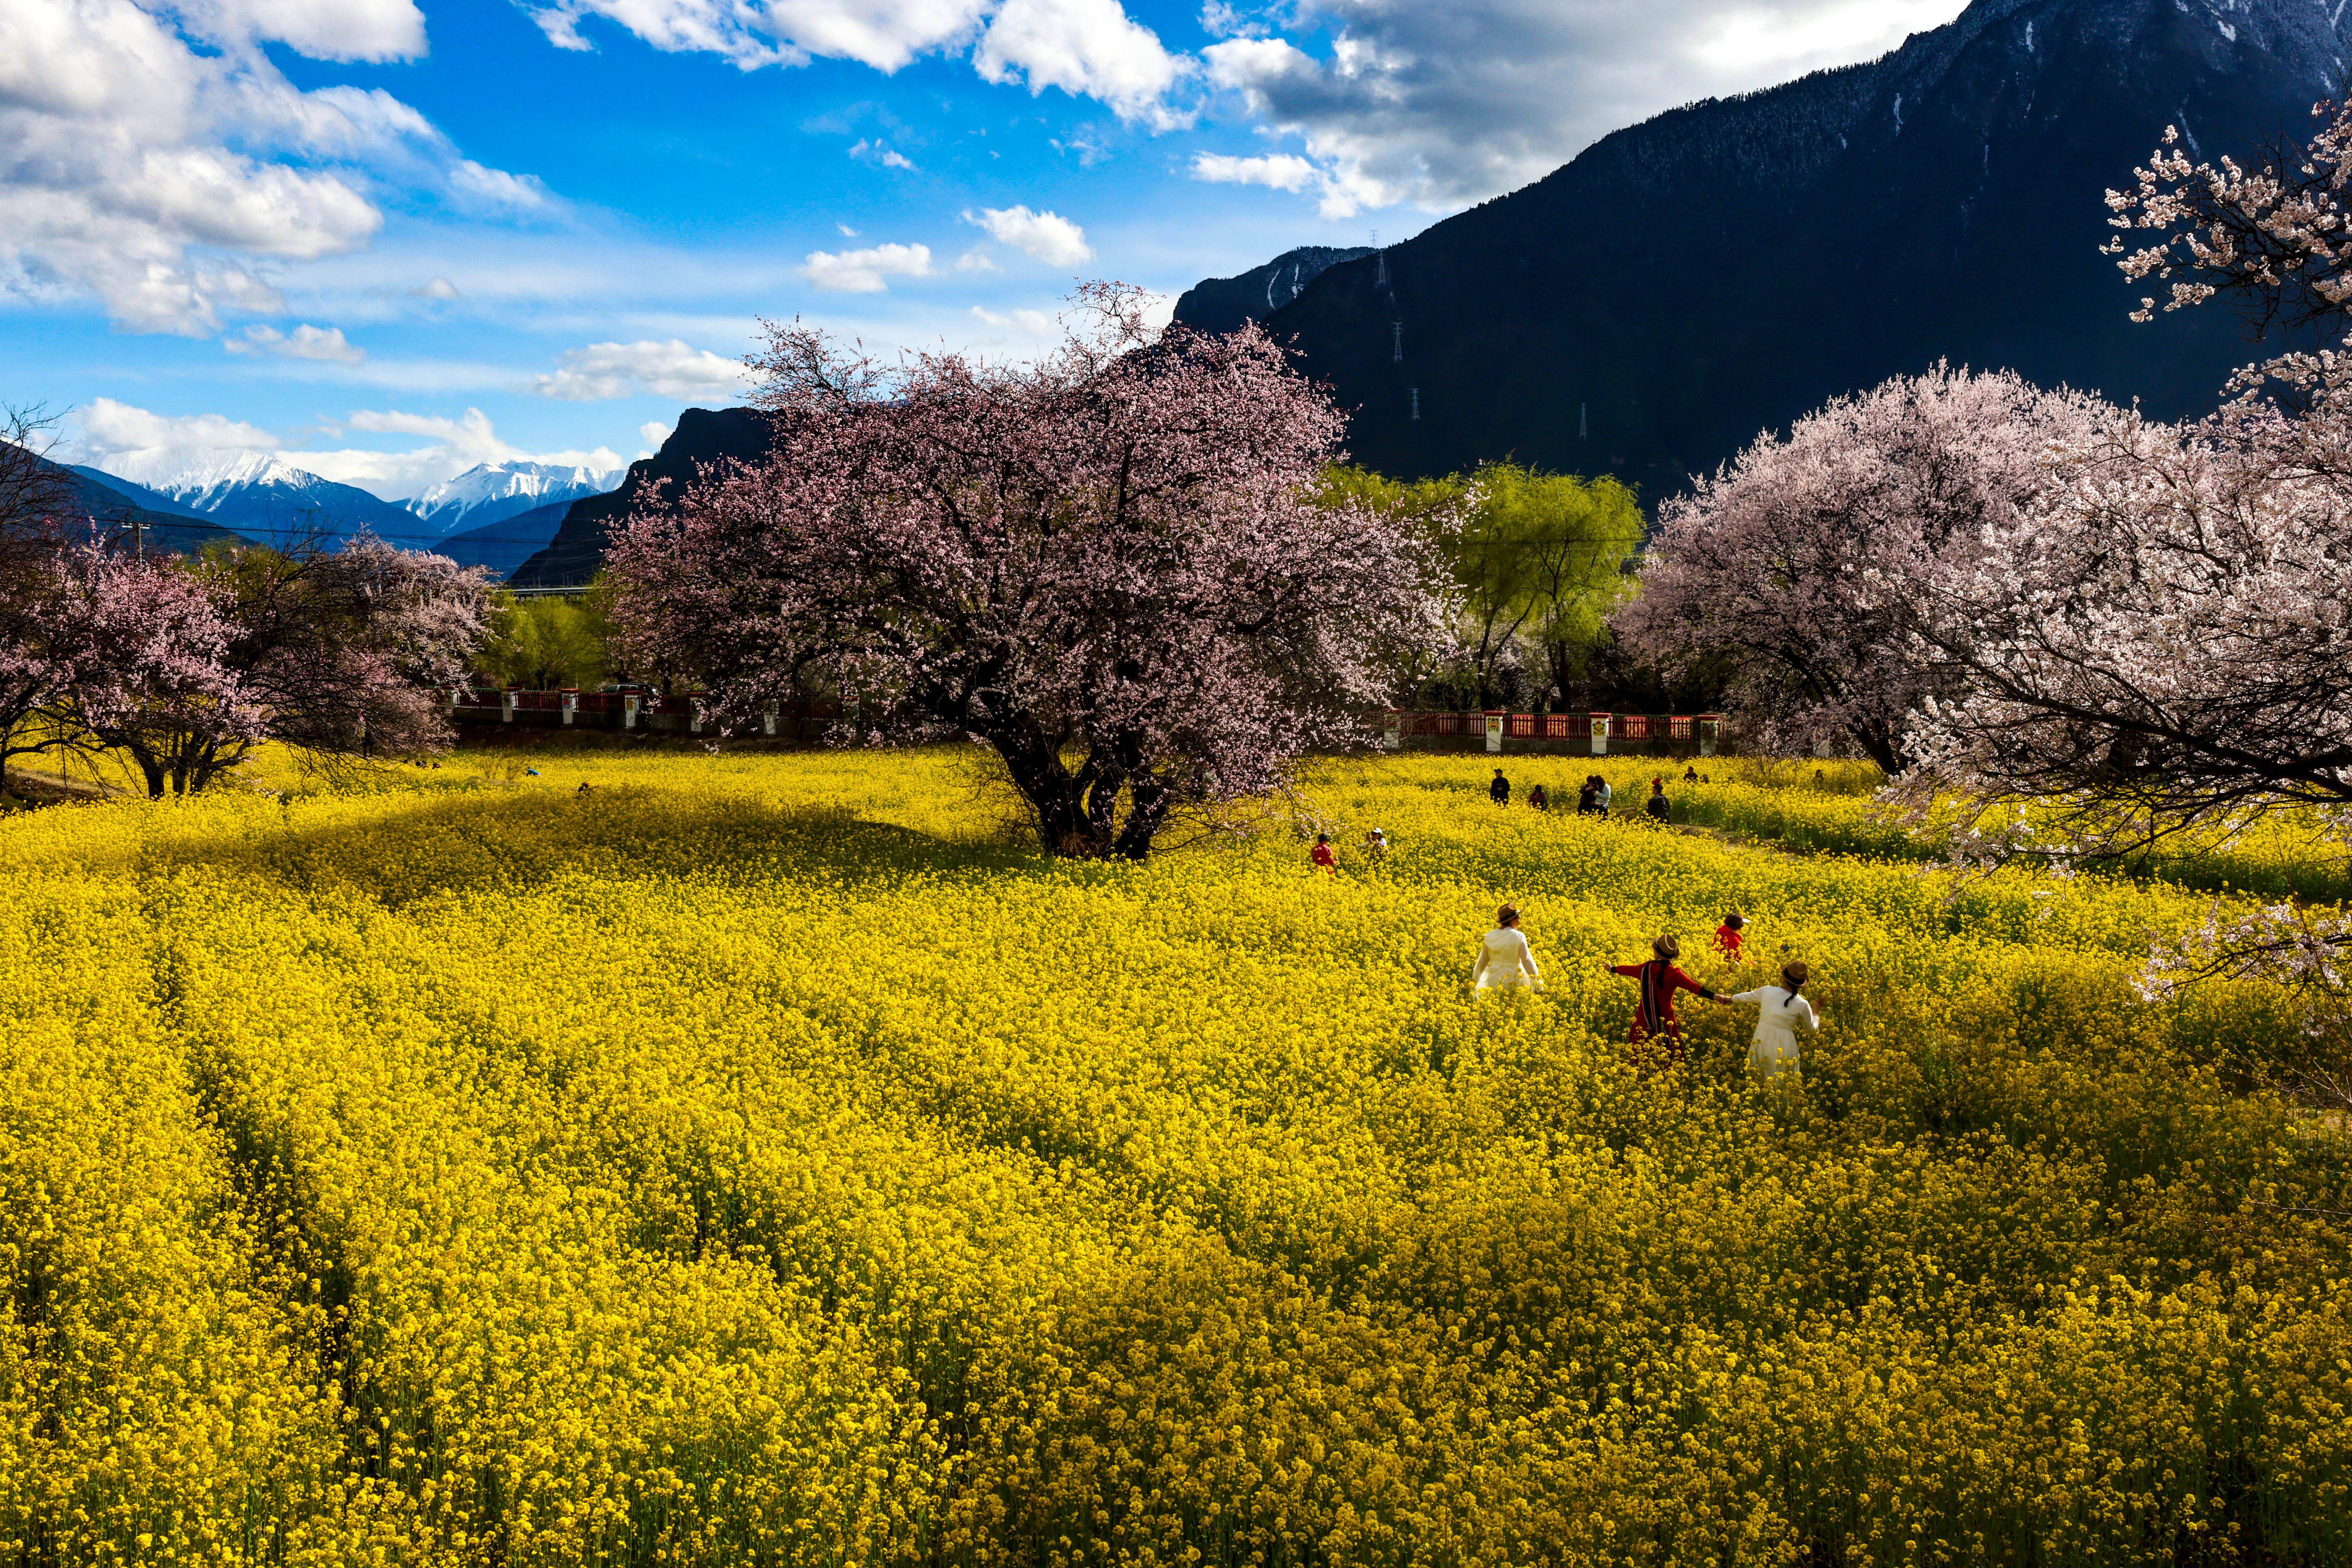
606,285,1447,859
1610,366,2105,771
111,534,494,793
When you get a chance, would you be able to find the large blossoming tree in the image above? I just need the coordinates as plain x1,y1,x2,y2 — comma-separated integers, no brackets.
1611,367,2104,771
606,286,1446,859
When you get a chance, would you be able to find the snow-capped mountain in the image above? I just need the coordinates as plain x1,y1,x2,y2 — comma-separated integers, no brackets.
87,449,416,544
405,461,624,537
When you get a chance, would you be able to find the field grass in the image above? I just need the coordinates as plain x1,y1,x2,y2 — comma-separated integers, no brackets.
3,744,2347,1566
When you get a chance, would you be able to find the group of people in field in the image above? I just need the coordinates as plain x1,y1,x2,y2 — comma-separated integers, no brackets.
1468,907,1815,1081
1471,904,1820,1082
1491,767,1709,822
1308,766,1823,1083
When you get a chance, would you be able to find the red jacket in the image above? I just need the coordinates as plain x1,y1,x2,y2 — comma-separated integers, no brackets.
1311,842,1336,873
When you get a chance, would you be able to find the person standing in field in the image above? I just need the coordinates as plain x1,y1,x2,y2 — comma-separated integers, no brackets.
1529,783,1549,812
1596,776,1613,817
1473,905,1542,991
1608,935,1722,1065
1728,961,1823,1081
1644,781,1670,822
1311,832,1337,875
1365,827,1389,861
1577,776,1599,814
1714,912,1748,960
1491,769,1510,805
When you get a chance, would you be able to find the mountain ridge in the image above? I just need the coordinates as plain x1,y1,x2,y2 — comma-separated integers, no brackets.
1229,0,2333,488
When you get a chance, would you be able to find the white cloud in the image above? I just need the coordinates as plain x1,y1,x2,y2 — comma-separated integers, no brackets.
1200,0,1968,215
969,303,1056,333
963,205,1090,266
954,247,999,273
225,322,366,364
849,138,917,170
0,0,545,333
1190,151,1317,192
524,0,1188,123
974,0,1193,126
71,398,626,499
530,339,758,401
409,275,461,300
640,420,674,446
78,397,282,453
528,0,993,70
801,242,935,292
837,222,861,236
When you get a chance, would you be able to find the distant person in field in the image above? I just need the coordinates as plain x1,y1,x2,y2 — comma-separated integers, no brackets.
1490,769,1510,805
1312,832,1337,875
1473,904,1542,991
1644,781,1671,821
1608,935,1723,1064
1714,912,1748,959
1528,783,1549,812
1577,777,1599,814
1595,776,1613,817
1365,827,1389,861
1683,765,1699,782
1728,961,1823,1081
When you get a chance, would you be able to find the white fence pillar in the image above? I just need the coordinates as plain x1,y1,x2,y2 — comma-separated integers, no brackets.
623,694,639,730
561,692,577,727
762,702,777,737
1383,712,1402,752
501,690,516,724
1483,711,1504,754
1589,712,1610,756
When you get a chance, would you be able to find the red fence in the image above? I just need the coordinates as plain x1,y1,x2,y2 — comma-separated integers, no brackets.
1385,711,1726,753
449,688,842,739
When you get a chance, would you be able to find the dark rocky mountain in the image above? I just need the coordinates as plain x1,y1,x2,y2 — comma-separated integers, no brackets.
1174,246,1377,337
432,499,573,581
508,407,775,588
1246,0,2337,490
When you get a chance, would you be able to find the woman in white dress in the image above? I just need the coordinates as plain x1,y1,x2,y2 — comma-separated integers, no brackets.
1728,961,1823,1080
1472,905,1542,991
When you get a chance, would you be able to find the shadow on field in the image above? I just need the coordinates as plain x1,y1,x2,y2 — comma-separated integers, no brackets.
99,785,1066,906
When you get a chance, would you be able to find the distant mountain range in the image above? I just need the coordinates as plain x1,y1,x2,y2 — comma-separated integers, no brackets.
73,452,624,561
0,446,257,556
83,450,421,547
1179,0,2337,490
509,408,773,588
405,462,624,537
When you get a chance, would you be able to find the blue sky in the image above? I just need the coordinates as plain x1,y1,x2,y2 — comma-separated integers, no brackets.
4,0,1966,496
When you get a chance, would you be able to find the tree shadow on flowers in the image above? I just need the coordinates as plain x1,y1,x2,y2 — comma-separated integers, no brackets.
65,782,1070,910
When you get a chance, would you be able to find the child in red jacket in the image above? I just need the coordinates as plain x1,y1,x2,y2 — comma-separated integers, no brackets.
1713,912,1748,960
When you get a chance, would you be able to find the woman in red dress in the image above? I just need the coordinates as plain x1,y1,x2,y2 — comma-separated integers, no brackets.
1607,935,1726,1066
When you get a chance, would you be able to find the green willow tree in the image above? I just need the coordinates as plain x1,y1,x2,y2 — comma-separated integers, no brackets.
1325,462,1644,708
477,589,611,690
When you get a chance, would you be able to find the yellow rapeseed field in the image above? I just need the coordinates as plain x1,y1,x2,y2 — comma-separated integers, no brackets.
3,745,2347,1566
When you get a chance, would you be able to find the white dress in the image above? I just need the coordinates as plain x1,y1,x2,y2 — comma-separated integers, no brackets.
1473,927,1541,991
1730,985,1821,1077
